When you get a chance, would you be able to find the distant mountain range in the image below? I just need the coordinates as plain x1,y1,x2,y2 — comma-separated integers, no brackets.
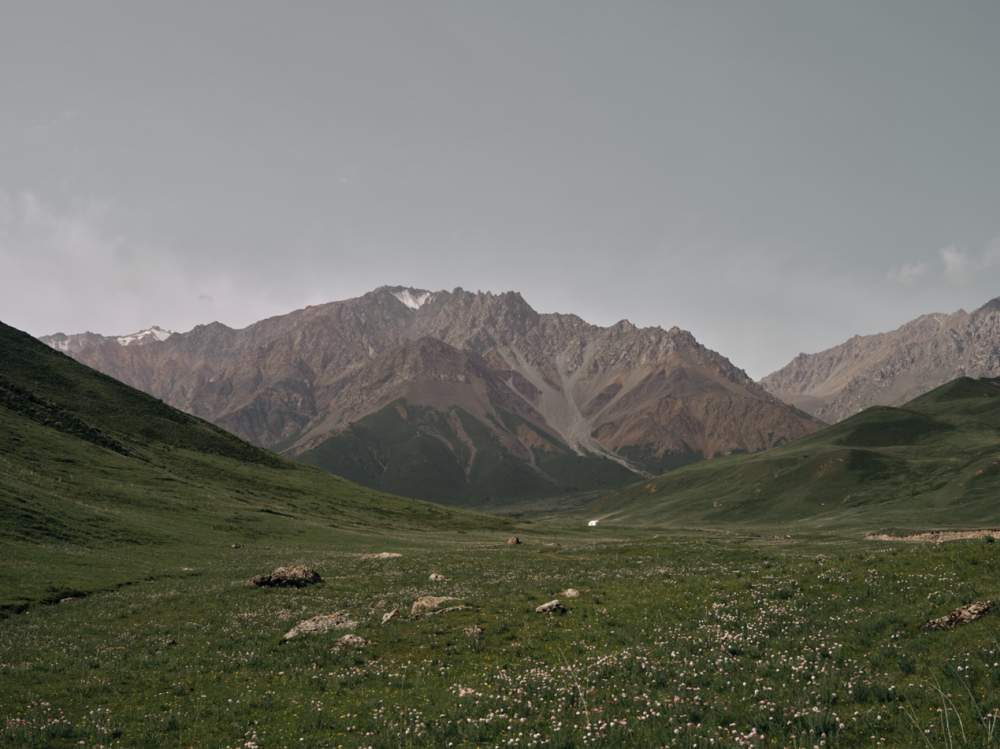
763,297,1000,423
40,286,822,505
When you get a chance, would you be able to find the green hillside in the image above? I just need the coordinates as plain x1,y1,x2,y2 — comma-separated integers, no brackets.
0,321,506,616
296,398,637,506
595,376,1000,532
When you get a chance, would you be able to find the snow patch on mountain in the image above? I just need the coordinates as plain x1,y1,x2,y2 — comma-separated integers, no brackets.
45,335,72,352
116,327,173,346
391,290,433,310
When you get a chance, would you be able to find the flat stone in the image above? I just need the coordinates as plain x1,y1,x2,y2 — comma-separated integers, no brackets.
381,608,399,625
283,613,357,640
334,634,369,650
535,600,565,615
926,601,994,629
562,588,580,598
250,566,323,588
412,596,456,614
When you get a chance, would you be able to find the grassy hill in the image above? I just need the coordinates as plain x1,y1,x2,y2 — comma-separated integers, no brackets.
594,376,1000,532
0,321,506,616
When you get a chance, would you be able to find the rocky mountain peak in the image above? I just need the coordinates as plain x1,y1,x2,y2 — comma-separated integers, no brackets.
762,294,1000,422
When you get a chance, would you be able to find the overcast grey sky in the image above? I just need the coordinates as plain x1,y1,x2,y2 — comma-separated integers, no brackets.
2,1,999,378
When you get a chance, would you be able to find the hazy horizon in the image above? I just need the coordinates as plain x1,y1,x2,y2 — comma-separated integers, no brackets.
3,2,1000,378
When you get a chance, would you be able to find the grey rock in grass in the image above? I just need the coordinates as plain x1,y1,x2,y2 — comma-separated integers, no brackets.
925,601,994,629
535,600,565,615
334,634,370,650
464,625,484,636
407,606,468,621
429,573,448,581
283,613,357,639
381,608,399,624
507,537,521,545
411,596,456,614
562,588,580,598
250,566,322,588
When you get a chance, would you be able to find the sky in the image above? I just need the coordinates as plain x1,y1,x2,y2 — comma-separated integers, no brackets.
2,1,999,379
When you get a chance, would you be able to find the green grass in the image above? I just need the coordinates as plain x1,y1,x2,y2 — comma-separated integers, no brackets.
5,531,1000,747
597,377,1000,533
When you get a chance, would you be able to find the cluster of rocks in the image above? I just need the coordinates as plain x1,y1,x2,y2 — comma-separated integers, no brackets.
251,561,583,652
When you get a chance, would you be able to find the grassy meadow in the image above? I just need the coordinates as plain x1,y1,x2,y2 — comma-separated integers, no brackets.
5,528,1000,748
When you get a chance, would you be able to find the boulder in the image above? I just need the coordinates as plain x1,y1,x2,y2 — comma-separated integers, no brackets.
334,634,369,650
535,600,565,615
412,596,456,614
408,606,468,621
429,573,448,581
507,537,521,545
251,566,322,588
562,588,580,598
283,613,357,640
926,601,994,629
381,608,399,625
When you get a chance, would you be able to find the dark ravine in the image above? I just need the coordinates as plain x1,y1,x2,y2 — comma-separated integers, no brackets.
41,286,823,504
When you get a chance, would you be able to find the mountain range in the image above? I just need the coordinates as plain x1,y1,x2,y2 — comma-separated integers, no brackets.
762,296,1000,423
39,286,822,505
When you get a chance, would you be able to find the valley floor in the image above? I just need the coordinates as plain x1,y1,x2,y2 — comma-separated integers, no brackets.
3,526,1000,748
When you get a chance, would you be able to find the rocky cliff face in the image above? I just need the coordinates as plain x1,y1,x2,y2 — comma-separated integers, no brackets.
762,297,1000,422
41,286,823,502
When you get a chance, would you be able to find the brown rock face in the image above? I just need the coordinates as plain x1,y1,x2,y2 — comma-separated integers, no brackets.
762,297,1000,423
40,286,822,496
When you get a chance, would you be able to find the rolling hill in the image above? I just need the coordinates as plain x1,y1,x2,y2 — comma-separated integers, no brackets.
0,319,505,616
595,375,1000,532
